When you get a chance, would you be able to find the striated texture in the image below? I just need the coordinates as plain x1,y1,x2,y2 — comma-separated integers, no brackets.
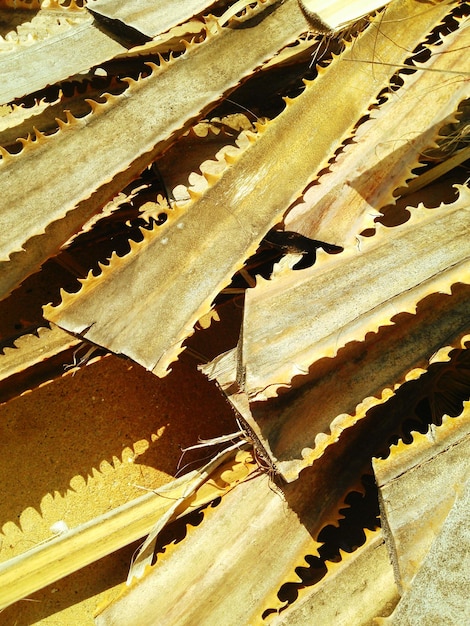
98,343,458,624
96,460,374,626
373,405,470,593
0,11,126,104
0,445,255,611
204,288,470,481
270,530,398,626
285,16,470,245
1,0,310,299
382,478,470,625
87,0,225,38
43,0,455,376
1,0,469,622
0,324,80,404
298,0,388,32
240,186,470,401
370,387,470,626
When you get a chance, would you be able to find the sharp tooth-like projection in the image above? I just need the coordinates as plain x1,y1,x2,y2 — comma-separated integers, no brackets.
97,458,365,626
373,404,470,625
96,470,319,626
268,529,398,626
373,404,470,594
284,18,470,245
0,96,55,140
43,0,455,377
0,0,310,300
0,75,128,149
204,287,470,481
97,347,470,624
0,324,81,404
239,187,470,402
0,445,256,611
0,4,125,104
87,0,225,39
157,113,258,202
0,0,85,52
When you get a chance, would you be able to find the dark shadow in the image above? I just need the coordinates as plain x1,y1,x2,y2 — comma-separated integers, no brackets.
285,95,468,247
2,73,133,151
0,164,168,345
262,341,470,614
0,6,40,40
89,15,150,47
1,499,223,625
263,474,380,617
248,284,470,466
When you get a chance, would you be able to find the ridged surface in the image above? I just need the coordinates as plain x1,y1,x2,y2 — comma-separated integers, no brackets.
0,0,468,623
242,186,470,401
373,404,470,593
44,0,454,377
284,16,470,244
1,0,309,299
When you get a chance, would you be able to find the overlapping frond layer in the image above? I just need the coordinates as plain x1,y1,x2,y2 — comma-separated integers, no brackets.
0,0,468,621
268,529,396,625
241,186,470,402
0,74,129,147
0,324,80,404
1,0,310,300
0,13,125,104
95,443,373,626
373,404,470,593
381,475,470,625
284,16,470,245
204,282,470,481
0,446,256,611
88,0,226,39
298,0,388,32
97,342,466,624
0,1,86,58
44,0,454,377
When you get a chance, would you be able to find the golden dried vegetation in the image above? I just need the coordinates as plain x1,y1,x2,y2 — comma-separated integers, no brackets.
0,0,469,624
